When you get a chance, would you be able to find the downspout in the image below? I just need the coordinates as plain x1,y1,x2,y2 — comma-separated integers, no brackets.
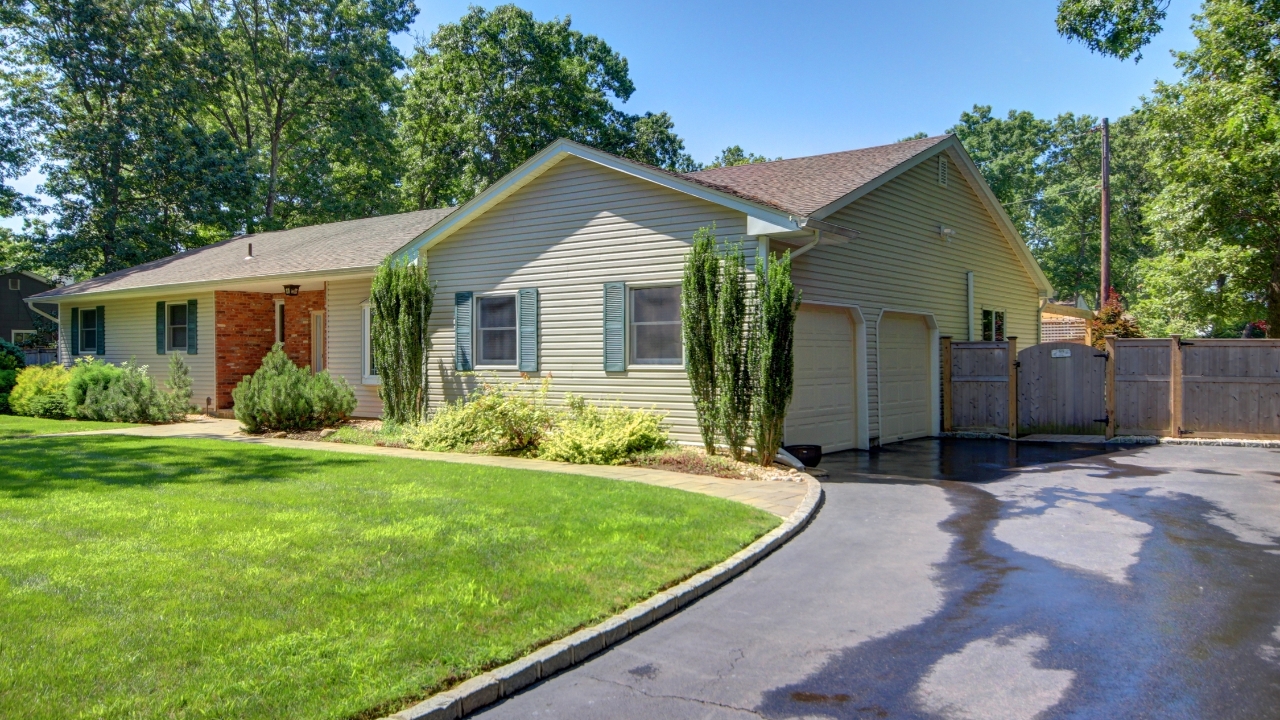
966,271,975,341
790,230,822,259
24,297,59,323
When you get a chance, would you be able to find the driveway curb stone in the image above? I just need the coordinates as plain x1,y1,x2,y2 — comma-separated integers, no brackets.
386,472,824,720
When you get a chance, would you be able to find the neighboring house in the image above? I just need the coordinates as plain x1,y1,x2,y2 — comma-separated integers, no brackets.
30,135,1052,448
1041,297,1094,344
2,269,54,346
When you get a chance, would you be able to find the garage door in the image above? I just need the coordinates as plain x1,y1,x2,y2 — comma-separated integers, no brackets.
879,312,932,443
786,306,857,452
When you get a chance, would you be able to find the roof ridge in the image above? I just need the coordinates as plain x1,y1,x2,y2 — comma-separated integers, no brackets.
685,134,951,176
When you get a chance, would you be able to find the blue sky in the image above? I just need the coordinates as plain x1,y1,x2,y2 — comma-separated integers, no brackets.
3,0,1201,231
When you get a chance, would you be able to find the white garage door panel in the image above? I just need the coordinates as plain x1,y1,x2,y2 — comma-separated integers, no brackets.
786,307,856,452
879,312,931,443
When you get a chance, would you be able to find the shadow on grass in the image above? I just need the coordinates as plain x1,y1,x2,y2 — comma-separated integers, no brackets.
0,435,371,498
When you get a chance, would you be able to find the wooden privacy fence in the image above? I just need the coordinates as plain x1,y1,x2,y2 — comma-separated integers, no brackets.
942,338,1017,436
1108,336,1280,439
944,336,1280,439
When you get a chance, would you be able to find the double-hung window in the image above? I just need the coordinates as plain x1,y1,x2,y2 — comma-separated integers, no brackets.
982,309,1006,341
476,295,517,366
168,303,188,351
630,286,682,365
80,308,98,354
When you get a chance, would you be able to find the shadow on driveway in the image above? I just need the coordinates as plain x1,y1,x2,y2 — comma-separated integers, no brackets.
820,437,1117,483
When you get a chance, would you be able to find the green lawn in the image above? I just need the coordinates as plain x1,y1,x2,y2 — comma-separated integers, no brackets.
0,436,778,719
0,415,141,439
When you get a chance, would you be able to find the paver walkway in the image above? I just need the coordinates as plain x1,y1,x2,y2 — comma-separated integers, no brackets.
51,417,807,518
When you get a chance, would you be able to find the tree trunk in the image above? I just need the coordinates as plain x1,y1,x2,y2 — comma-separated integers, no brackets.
1269,241,1280,339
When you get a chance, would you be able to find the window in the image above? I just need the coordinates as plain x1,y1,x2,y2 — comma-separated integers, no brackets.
168,303,188,351
361,303,378,383
476,295,517,365
12,330,35,346
630,286,682,365
80,308,97,353
8,278,18,290
982,309,1006,341
275,301,286,345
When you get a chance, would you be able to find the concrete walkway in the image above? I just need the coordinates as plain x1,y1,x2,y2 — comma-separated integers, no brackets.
49,417,808,518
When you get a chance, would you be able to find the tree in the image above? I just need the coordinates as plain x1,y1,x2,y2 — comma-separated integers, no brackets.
188,0,413,230
369,257,433,424
3,0,252,278
681,225,719,454
715,239,751,461
753,250,798,467
1088,292,1143,348
399,5,695,210
1056,0,1170,60
1138,0,1280,337
950,106,1158,305
706,145,776,169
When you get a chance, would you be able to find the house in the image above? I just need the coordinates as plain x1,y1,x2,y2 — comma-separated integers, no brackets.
3,269,54,346
30,135,1052,448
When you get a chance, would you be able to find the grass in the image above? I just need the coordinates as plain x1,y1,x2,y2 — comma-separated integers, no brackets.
0,415,140,439
0,435,779,719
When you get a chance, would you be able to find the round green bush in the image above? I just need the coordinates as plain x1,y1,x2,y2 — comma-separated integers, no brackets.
232,345,357,433
0,338,25,372
9,364,70,416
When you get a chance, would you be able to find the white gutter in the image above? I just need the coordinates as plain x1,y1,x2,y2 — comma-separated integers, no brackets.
24,298,59,323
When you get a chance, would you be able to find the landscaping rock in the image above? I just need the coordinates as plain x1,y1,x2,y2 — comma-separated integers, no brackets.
268,431,287,439
319,428,336,438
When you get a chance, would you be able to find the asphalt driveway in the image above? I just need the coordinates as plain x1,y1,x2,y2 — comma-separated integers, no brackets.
475,440,1280,719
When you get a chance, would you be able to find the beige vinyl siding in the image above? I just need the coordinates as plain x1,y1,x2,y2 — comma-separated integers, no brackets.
56,293,216,410
424,156,745,444
790,152,1041,442
325,277,382,417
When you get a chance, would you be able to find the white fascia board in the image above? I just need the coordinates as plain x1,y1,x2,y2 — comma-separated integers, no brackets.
24,266,375,303
395,139,801,259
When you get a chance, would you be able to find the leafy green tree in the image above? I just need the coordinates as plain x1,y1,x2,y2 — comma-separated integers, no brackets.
681,225,719,454
1138,0,1280,337
3,0,252,278
188,0,412,230
707,145,776,168
752,251,798,467
399,4,695,209
950,106,1158,304
1056,0,1170,60
370,257,434,424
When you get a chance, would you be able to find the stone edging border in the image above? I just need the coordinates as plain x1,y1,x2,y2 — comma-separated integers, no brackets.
386,473,825,720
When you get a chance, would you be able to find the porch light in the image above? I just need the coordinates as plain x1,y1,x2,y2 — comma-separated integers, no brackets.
283,284,300,296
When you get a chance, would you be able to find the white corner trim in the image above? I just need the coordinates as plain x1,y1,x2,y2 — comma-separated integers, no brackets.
393,139,801,260
874,307,942,442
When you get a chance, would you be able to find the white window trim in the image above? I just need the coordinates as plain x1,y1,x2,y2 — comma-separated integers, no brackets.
361,303,379,385
79,308,98,355
473,292,519,369
8,278,19,290
981,307,1008,342
166,301,189,353
11,330,36,344
628,284,684,367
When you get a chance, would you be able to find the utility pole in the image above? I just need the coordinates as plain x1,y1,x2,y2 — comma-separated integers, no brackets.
1100,117,1111,308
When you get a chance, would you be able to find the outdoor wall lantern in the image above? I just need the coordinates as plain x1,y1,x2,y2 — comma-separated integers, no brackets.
283,284,300,296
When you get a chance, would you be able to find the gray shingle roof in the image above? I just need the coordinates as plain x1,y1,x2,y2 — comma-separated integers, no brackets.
683,135,950,217
31,208,454,299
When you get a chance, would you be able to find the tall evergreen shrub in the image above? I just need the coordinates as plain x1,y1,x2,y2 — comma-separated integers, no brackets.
753,251,800,466
681,225,720,454
370,257,434,424
715,239,752,460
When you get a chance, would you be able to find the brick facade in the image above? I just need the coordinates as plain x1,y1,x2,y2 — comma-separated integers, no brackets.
213,289,326,408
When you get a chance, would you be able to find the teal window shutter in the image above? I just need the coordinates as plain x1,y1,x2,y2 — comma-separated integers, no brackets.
603,282,625,371
70,307,80,356
454,292,473,370
187,299,198,354
518,288,538,372
95,305,105,354
156,302,166,354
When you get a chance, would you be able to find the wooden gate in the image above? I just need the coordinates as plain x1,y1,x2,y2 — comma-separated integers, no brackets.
1017,341,1107,435
942,338,1016,435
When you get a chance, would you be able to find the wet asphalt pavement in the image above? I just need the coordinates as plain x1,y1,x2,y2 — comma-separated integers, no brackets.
475,440,1280,720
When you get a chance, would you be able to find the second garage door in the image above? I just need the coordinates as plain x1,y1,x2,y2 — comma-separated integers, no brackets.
786,306,857,452
879,312,932,443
